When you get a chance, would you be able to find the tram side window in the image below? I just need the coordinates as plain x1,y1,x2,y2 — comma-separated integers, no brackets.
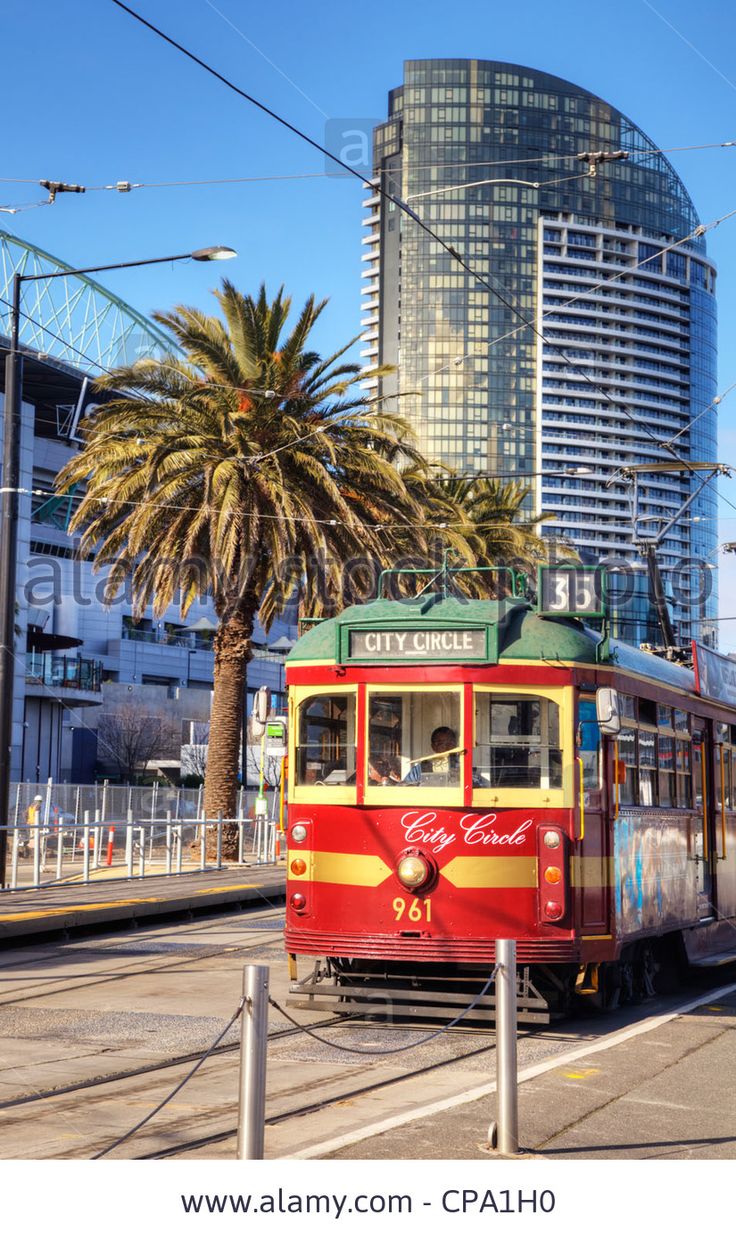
367,690,462,789
617,724,637,805
675,739,692,808
638,729,657,807
578,699,600,790
296,693,356,785
714,725,729,810
657,729,676,807
474,694,562,789
692,732,704,808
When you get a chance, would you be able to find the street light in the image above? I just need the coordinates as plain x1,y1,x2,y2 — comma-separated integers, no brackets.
0,244,236,883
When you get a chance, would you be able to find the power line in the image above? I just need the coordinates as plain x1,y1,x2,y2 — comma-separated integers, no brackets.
2,137,732,192
109,0,736,530
8,483,549,533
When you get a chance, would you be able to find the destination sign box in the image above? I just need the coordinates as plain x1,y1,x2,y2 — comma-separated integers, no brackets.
538,565,606,619
692,641,736,707
348,627,488,661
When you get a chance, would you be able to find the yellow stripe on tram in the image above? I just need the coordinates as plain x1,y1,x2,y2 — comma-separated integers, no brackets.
288,850,393,887
439,856,538,889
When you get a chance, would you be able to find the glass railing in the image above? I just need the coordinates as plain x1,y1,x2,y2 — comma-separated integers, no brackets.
121,629,214,650
25,653,102,693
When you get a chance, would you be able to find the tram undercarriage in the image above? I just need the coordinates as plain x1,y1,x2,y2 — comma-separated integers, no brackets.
287,937,687,1026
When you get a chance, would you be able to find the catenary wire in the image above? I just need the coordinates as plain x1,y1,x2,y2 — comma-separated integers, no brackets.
4,289,734,534
1,137,733,190
108,0,735,506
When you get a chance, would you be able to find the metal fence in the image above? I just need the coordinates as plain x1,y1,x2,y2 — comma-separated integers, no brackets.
3,779,284,891
9,778,282,828
9,779,206,826
0,813,282,891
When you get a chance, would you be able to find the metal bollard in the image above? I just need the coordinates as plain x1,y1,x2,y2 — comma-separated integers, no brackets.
216,812,223,869
491,939,519,1155
236,964,269,1160
238,818,245,865
165,811,172,875
138,826,145,877
200,820,207,870
175,822,183,874
125,813,133,879
10,829,19,889
56,827,64,881
82,824,90,883
33,828,41,887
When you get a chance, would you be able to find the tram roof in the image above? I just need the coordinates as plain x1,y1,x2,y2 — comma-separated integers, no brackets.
288,593,696,692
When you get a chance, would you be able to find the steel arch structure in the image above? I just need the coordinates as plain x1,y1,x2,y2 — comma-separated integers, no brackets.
0,229,175,372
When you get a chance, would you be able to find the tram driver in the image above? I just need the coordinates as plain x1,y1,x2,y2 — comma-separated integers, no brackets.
404,726,460,786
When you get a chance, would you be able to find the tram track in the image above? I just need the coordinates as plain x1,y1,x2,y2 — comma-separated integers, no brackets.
0,911,287,1007
0,1011,362,1111
139,1031,515,1160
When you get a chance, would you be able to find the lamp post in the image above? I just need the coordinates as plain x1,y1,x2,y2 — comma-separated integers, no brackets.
0,244,237,884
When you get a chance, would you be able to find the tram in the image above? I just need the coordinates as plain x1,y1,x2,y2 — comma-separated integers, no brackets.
283,564,736,1021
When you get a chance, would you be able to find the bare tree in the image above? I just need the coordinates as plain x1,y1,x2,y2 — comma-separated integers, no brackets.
97,707,176,783
181,720,209,780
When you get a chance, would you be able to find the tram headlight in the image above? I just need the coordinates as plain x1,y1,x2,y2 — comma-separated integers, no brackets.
397,854,430,889
291,824,308,843
543,830,561,849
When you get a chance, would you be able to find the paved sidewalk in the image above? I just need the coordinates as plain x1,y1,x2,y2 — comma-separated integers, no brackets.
0,864,285,940
325,986,736,1160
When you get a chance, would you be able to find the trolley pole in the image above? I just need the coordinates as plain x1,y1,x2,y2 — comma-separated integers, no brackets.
493,939,519,1154
236,964,269,1159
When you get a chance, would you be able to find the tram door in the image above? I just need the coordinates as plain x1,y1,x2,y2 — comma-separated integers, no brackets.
692,718,715,921
576,697,609,932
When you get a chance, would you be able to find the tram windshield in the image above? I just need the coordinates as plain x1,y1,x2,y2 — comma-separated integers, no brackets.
295,691,356,785
367,689,463,790
473,692,562,789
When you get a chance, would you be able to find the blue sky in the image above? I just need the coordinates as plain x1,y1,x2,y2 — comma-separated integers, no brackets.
4,0,736,643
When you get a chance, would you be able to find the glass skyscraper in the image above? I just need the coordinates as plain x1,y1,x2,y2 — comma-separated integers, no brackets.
362,60,718,644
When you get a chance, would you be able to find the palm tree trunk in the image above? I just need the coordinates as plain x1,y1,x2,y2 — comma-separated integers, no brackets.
204,608,255,856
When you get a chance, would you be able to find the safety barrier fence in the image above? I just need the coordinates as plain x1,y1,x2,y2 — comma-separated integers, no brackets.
91,945,519,1161
0,814,282,891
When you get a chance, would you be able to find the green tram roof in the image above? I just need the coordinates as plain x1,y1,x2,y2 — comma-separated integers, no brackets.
287,594,696,693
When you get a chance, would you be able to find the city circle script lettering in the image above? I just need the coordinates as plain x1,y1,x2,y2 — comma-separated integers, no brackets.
400,810,532,853
349,628,486,660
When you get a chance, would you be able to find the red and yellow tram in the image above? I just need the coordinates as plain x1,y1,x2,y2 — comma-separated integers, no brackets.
283,566,736,1020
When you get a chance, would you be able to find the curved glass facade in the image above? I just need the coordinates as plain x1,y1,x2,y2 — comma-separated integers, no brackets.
364,60,718,645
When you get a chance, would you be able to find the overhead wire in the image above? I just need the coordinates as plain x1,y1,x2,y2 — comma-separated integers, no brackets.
1,137,733,193
106,0,736,528
7,5,736,532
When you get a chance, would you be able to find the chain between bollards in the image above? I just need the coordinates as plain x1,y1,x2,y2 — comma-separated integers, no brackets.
236,963,269,1160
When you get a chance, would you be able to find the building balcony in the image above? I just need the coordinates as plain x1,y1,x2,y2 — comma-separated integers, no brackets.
25,652,103,704
121,627,213,651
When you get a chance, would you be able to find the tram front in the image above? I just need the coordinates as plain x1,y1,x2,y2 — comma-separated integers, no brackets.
284,580,600,1022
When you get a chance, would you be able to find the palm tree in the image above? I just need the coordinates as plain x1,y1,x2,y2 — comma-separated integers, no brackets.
56,282,430,831
439,475,559,579
398,471,564,597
